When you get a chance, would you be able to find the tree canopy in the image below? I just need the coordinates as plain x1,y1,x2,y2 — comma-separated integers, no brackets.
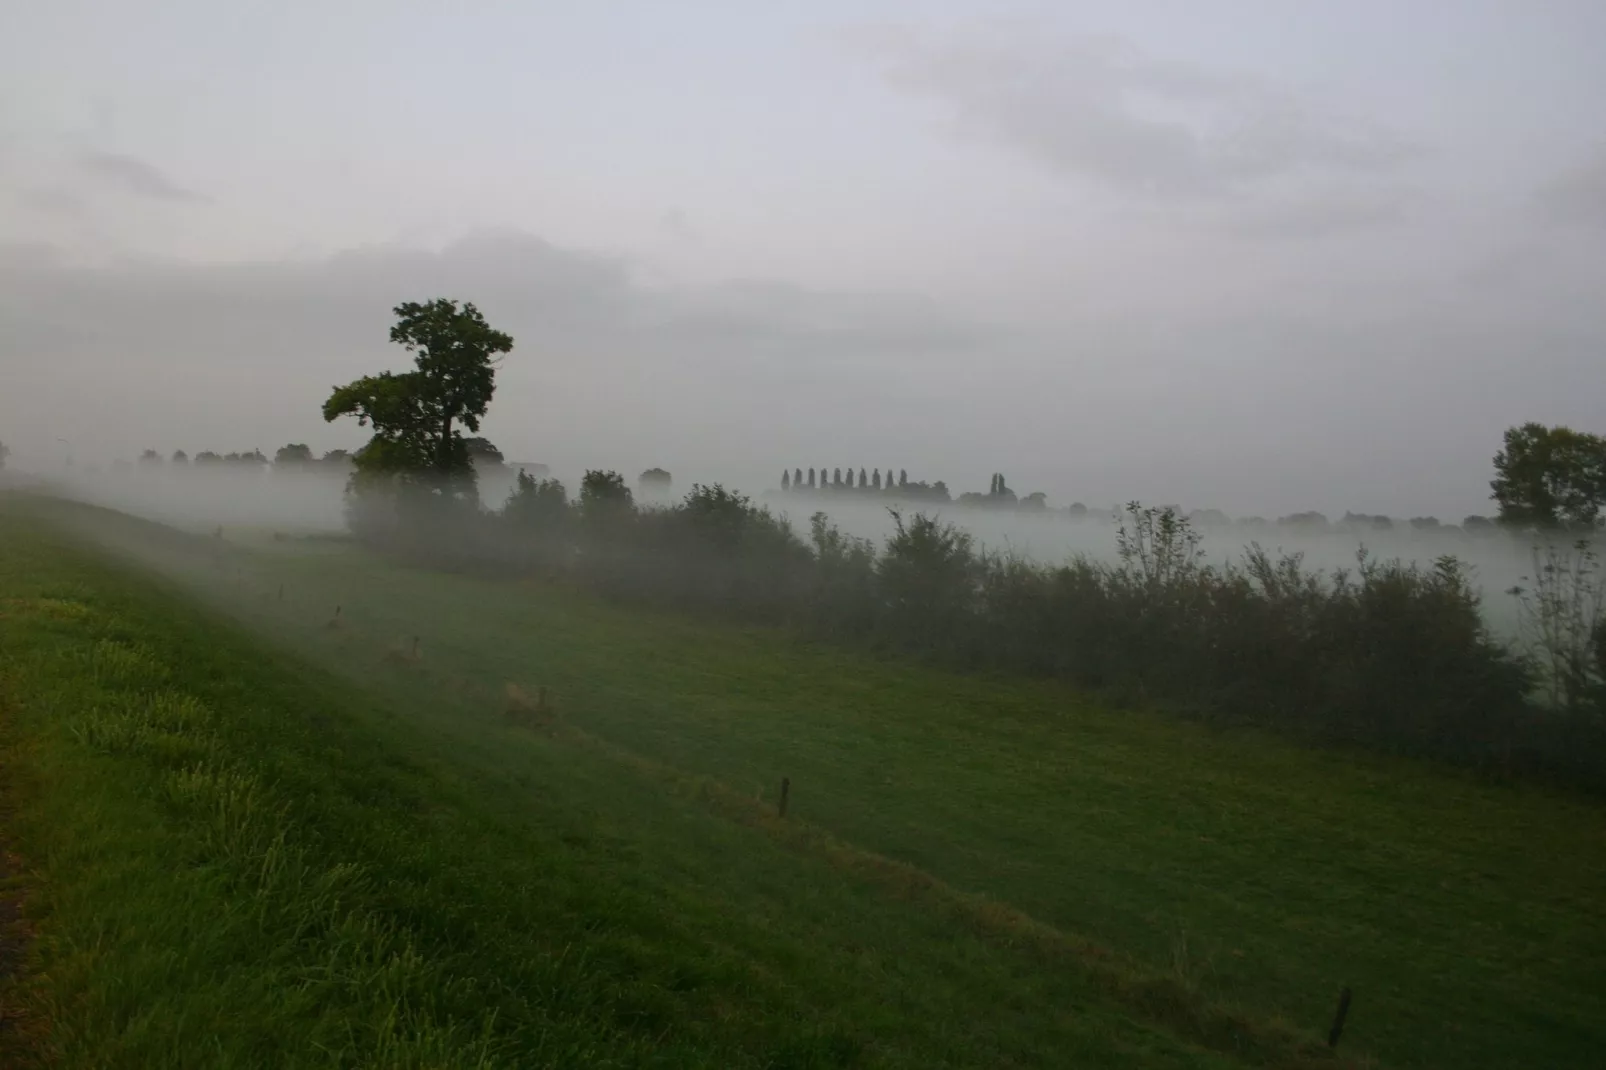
1491,423,1606,530
323,299,513,493
275,443,315,468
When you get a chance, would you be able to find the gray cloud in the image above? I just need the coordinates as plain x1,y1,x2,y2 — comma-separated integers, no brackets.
846,21,1418,201
1535,145,1606,226
0,229,988,484
2,224,1601,522
1222,185,1426,240
77,150,208,202
13,185,89,218
660,208,698,244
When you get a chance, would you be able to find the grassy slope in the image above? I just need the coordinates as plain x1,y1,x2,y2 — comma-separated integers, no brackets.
0,503,1308,1068
202,529,1605,1070
10,494,1606,1068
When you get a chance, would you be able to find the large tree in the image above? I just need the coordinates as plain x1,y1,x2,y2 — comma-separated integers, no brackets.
1491,423,1606,529
323,299,513,493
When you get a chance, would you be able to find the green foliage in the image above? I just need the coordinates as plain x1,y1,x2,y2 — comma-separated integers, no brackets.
274,443,314,468
1492,422,1606,530
462,436,504,466
503,470,569,532
1510,539,1606,714
358,482,1576,783
323,299,513,495
578,469,633,540
880,510,982,656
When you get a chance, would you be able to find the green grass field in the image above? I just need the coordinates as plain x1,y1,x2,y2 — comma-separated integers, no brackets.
2,494,1603,1068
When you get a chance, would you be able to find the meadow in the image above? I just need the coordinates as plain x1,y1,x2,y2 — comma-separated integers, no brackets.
3,492,1602,1068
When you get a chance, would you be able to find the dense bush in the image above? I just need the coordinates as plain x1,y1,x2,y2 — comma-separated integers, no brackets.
344,482,1604,789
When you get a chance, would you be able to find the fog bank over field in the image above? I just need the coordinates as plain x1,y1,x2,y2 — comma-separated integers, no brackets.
41,463,1540,635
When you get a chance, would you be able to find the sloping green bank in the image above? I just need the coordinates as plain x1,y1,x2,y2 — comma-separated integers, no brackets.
0,505,1320,1067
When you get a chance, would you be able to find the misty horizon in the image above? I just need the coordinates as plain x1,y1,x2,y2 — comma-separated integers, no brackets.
5,3,1605,521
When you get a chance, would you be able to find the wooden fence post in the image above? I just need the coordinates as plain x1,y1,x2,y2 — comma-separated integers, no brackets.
1327,986,1353,1048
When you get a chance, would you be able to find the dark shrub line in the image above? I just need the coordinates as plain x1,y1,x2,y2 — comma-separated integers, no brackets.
350,477,1605,792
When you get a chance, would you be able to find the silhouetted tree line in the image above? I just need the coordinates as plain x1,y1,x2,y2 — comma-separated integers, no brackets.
343,481,1605,792
321,298,1606,792
780,465,951,502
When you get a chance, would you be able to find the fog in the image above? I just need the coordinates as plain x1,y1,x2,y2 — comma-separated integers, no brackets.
33,460,1540,637
4,4,1606,525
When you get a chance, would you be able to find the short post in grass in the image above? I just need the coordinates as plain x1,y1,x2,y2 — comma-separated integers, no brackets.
1327,986,1353,1048
779,776,790,818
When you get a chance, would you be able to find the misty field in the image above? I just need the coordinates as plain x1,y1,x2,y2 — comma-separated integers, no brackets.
4,495,1604,1069
48,468,1540,635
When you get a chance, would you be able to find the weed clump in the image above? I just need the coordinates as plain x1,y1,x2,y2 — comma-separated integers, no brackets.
504,683,555,730
382,635,421,666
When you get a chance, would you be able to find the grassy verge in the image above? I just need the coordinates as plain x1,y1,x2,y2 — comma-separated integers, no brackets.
0,502,1339,1067
9,493,1606,1068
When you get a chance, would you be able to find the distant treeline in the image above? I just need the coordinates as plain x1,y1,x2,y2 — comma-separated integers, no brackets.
774,464,1508,534
113,448,1515,536
343,474,1605,794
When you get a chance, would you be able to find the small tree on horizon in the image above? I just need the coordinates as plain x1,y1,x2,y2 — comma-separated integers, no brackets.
872,469,882,490
323,298,513,497
808,467,816,488
275,443,315,469
171,449,188,465
638,467,673,493
899,469,907,488
782,470,791,490
1491,422,1606,530
833,467,842,488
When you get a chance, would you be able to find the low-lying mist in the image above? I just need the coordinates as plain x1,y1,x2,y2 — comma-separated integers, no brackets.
36,461,1546,636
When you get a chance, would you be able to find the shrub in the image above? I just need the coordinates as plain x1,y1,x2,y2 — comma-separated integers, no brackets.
346,483,1599,788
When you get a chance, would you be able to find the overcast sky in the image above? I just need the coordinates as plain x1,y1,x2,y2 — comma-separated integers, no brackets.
3,0,1604,518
